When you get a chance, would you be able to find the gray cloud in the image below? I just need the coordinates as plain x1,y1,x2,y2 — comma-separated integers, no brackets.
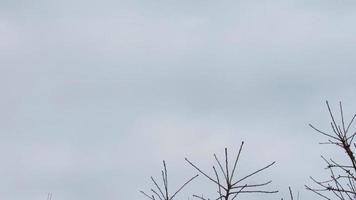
1,0,356,200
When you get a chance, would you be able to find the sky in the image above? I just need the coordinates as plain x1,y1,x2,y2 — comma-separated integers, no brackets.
1,0,356,199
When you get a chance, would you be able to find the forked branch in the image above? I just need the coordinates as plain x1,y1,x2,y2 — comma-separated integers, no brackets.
140,160,199,200
185,142,278,200
306,101,356,200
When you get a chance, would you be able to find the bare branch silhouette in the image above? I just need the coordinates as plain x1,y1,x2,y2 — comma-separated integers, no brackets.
185,142,278,200
281,187,299,200
306,101,356,200
140,160,199,200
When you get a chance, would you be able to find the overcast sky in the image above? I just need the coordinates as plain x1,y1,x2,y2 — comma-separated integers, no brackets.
1,0,356,200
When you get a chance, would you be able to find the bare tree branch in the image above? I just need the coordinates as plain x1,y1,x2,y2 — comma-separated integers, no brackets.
306,101,356,200
141,160,198,200
186,142,278,200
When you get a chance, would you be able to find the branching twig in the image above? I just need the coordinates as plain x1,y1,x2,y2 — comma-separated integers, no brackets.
306,101,356,200
185,142,278,200
141,160,199,200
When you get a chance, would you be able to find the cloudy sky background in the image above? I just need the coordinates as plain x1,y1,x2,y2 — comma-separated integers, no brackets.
1,0,356,199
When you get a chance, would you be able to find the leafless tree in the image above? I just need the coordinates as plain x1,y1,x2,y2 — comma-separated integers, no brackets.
306,101,356,200
185,141,278,200
140,160,199,200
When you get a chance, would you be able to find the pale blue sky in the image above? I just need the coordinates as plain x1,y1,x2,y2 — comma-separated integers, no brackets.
1,0,356,200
